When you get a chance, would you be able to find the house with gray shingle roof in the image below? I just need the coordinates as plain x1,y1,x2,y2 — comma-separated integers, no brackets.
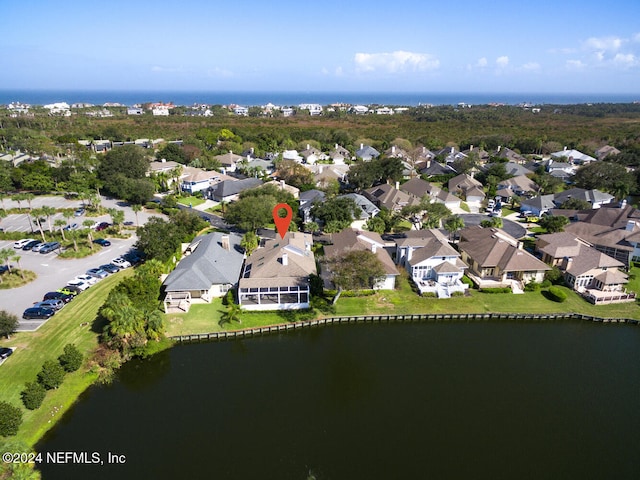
162,232,245,312
206,177,263,202
355,144,380,161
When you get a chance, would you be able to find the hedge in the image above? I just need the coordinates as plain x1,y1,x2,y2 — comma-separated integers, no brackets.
547,286,568,302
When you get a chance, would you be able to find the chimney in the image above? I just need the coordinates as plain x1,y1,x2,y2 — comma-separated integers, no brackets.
161,158,166,163
626,220,635,231
335,143,339,150
221,235,230,251
371,244,377,253
307,144,310,150
318,165,323,174
282,252,288,266
497,145,501,152
280,180,285,189
361,143,364,150
470,145,474,151
564,146,567,151
426,159,431,169
395,181,400,190
392,146,396,154
450,147,454,154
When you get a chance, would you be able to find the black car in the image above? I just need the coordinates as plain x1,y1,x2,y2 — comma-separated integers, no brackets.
43,291,73,303
0,347,13,359
39,241,60,254
93,238,111,247
99,263,120,274
22,240,42,251
22,307,55,320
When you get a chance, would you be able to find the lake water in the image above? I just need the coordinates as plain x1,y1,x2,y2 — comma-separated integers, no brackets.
36,320,640,480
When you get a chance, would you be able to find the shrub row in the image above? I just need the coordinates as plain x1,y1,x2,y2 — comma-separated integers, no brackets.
547,286,568,303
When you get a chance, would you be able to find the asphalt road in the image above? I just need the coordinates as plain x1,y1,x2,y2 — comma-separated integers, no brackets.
0,195,165,331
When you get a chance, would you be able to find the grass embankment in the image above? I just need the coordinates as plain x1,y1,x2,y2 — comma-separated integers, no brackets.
164,271,640,337
0,269,134,446
176,196,205,207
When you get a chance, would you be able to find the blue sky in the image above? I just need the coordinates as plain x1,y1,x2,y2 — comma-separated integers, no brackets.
2,0,640,93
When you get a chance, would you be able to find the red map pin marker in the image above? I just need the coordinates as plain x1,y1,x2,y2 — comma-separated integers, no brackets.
273,203,293,239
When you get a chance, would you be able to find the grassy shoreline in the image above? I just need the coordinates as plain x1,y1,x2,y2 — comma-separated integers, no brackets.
0,269,134,448
2,271,639,450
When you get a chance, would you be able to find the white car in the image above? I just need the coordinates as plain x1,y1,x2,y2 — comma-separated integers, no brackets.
65,279,92,291
112,257,132,268
14,238,35,249
70,274,98,285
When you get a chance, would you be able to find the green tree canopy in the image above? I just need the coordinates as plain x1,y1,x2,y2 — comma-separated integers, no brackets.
0,310,19,339
21,381,47,410
573,161,636,197
311,196,359,232
539,215,570,233
37,360,66,390
58,344,83,373
0,401,22,437
329,249,386,290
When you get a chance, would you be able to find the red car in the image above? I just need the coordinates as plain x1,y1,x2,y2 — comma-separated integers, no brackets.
95,222,110,231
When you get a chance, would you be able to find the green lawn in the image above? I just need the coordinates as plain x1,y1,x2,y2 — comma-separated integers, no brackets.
0,269,134,446
176,196,205,207
165,272,640,338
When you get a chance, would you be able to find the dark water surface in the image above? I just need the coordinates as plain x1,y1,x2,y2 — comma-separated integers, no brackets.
37,321,640,479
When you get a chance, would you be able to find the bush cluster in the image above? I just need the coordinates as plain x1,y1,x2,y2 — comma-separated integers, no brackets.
547,286,568,303
480,287,512,294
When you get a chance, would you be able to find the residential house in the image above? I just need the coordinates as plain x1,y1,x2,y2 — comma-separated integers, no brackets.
308,164,350,189
207,177,263,202
329,144,351,165
323,229,398,290
298,103,323,115
495,175,538,202
349,105,369,115
492,146,527,164
162,233,245,312
263,179,300,199
435,147,467,164
233,106,249,116
394,229,468,297
462,146,490,164
400,178,461,209
127,107,144,115
282,150,304,163
338,193,380,229
299,189,326,223
520,194,556,216
180,168,229,195
595,145,620,160
300,144,328,165
215,151,245,173
535,232,634,304
563,204,640,265
448,173,485,203
420,161,457,178
458,226,550,290
238,232,316,310
364,183,419,212
551,148,597,165
553,188,614,209
355,144,380,161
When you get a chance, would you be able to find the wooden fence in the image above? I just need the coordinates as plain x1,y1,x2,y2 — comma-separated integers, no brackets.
170,312,639,343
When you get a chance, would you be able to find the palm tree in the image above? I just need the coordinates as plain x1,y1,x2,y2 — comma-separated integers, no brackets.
62,207,75,226
41,205,57,232
12,254,25,280
444,215,465,243
131,203,142,227
108,208,125,234
170,165,183,195
82,219,95,250
55,218,67,241
67,228,80,252
10,193,25,210
31,207,47,242
0,247,13,276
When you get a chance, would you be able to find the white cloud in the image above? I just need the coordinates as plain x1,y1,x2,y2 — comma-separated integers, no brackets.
613,53,637,68
496,56,509,68
522,62,540,71
584,36,623,52
476,57,488,68
354,51,439,73
633,32,640,43
566,59,586,69
151,65,183,73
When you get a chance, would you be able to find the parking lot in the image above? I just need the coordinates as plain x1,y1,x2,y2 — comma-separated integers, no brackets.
0,195,164,331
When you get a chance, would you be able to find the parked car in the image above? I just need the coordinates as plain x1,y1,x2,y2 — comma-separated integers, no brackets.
44,291,74,303
71,274,98,285
14,238,35,249
34,299,65,311
58,286,81,296
31,242,48,253
112,257,132,268
0,347,13,359
123,251,144,264
22,240,42,251
39,241,60,254
74,207,85,216
65,279,92,291
63,223,79,231
93,238,111,247
23,307,55,320
95,222,110,231
86,268,108,279
99,263,120,274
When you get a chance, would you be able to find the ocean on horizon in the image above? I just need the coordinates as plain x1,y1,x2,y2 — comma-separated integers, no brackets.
0,89,638,108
